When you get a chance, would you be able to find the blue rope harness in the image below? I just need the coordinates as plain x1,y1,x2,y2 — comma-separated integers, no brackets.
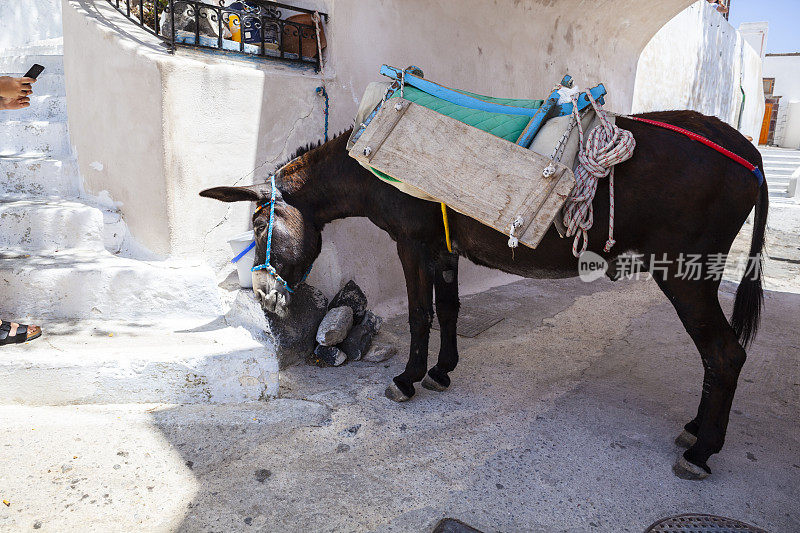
249,175,297,293
316,86,329,142
232,174,312,294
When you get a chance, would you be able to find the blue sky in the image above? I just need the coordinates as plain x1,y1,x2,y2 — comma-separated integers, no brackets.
728,0,800,53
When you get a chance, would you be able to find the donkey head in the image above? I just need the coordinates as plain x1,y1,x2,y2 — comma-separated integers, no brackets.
199,182,321,315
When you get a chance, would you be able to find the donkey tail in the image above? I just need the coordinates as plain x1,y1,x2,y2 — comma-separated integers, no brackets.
731,179,768,348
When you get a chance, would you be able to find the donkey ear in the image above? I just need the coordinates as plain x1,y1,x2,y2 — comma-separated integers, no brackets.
199,184,269,203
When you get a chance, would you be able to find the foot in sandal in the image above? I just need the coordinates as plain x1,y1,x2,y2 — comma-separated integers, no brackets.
0,320,42,345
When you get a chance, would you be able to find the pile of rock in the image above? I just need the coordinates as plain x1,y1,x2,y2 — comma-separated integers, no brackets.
311,280,397,367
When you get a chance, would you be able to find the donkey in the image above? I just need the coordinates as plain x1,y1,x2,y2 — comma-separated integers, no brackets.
201,110,768,479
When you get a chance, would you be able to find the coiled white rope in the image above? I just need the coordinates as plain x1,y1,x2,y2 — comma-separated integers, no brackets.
562,92,636,257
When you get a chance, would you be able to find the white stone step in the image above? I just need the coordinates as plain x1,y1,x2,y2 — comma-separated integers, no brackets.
0,195,105,251
765,169,797,177
764,163,799,170
0,53,64,75
763,159,800,166
759,155,800,162
769,188,789,196
6,94,66,122
0,39,64,57
0,248,224,321
0,318,278,405
763,158,800,164
0,73,67,98
0,155,81,196
761,155,800,161
0,121,69,155
14,72,66,97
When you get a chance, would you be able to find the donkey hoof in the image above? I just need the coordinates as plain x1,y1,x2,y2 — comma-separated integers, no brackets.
421,373,449,392
385,382,411,403
675,429,698,449
672,456,710,480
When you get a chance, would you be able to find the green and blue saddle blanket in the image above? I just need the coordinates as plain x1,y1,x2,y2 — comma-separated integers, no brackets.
348,65,606,192
347,65,610,250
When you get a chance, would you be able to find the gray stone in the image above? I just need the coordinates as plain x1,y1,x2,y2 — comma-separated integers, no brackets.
316,306,354,346
338,324,373,361
339,310,384,360
363,340,398,363
329,280,368,322
360,310,383,335
268,284,329,368
312,345,347,367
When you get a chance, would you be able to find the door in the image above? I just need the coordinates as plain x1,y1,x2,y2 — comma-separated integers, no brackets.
759,103,773,145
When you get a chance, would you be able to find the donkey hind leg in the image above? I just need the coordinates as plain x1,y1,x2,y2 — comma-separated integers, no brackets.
656,276,747,479
423,252,460,392
386,240,435,403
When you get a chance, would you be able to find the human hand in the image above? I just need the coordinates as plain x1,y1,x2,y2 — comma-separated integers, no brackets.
0,96,30,110
0,76,36,99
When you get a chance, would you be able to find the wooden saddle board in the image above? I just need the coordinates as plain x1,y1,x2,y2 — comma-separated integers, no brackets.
349,88,605,249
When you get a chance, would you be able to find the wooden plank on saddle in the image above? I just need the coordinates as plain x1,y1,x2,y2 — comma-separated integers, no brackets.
349,99,575,249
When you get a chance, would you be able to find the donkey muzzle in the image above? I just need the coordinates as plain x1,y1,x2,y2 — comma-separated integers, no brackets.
252,269,291,317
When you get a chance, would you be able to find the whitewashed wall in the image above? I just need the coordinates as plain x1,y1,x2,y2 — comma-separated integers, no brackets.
632,0,764,141
63,0,695,309
763,54,800,149
0,0,63,50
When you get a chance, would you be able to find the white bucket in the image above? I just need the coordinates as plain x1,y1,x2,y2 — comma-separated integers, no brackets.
228,230,256,288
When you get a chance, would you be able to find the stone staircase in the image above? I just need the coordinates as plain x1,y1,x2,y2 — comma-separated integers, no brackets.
759,145,800,201
0,40,278,404
0,40,224,322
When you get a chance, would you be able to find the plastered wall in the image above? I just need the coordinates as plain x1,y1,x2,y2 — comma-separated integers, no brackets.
763,54,800,149
0,0,63,50
63,0,696,308
631,0,765,141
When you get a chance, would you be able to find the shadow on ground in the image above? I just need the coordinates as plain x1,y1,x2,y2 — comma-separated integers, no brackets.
150,274,799,532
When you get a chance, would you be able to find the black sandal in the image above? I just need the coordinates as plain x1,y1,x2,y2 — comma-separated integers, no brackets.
0,320,42,345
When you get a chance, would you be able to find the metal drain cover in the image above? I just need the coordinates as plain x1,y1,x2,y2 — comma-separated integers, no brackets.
644,514,767,533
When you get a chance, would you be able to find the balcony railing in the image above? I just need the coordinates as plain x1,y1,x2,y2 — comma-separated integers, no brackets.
106,0,328,71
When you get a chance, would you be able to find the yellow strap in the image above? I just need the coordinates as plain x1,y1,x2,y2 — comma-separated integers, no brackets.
440,202,452,253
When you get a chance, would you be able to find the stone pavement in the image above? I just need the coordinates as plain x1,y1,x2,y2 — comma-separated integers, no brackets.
1,221,798,532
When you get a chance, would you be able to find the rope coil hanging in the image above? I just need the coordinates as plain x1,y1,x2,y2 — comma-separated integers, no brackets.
562,92,636,257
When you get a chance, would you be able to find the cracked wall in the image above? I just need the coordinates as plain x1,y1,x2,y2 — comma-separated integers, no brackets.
63,0,696,309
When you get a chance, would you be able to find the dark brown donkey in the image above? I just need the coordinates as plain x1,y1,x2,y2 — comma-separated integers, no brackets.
201,110,768,480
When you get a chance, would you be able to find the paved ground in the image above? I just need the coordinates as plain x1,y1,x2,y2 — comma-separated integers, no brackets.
1,223,798,533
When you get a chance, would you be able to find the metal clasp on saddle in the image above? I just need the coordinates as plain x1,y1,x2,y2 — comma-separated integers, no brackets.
507,216,524,248
542,163,557,178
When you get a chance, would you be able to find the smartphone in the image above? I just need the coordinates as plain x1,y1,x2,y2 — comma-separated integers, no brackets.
23,64,45,80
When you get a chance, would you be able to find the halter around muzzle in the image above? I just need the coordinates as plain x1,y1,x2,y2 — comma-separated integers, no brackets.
246,174,311,294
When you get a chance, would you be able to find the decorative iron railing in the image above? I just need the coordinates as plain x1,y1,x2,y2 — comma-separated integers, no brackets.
106,0,328,71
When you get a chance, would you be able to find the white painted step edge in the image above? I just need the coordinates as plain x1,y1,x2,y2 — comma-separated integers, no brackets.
0,321,278,405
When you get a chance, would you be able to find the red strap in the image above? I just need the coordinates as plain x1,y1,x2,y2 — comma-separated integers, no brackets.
624,116,757,172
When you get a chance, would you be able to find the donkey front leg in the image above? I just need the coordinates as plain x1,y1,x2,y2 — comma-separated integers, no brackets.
386,240,435,402
423,251,460,392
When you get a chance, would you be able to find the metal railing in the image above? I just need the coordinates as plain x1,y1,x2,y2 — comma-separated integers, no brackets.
106,0,328,71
